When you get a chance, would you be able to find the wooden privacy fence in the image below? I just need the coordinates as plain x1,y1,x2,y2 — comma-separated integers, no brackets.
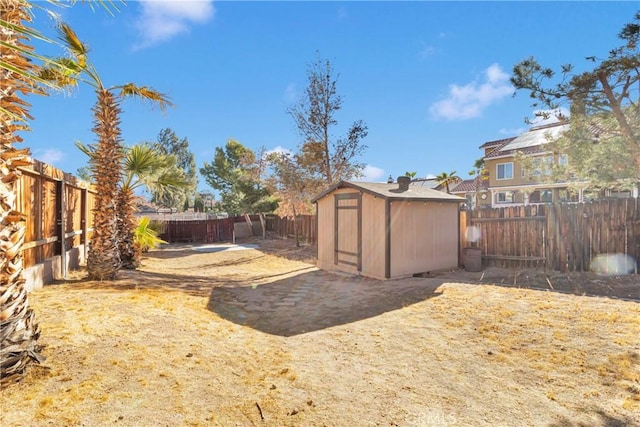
18,159,96,286
266,215,317,244
158,215,316,245
160,218,235,243
460,199,640,273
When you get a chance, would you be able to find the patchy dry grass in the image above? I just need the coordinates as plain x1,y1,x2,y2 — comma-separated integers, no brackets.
1,240,639,426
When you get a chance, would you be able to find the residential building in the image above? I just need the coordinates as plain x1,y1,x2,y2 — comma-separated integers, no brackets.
450,175,490,209
453,120,638,208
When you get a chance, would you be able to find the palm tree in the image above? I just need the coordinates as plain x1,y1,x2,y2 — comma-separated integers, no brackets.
469,158,488,209
47,23,172,280
0,0,46,389
78,142,188,268
134,217,167,254
436,171,459,194
1,0,120,388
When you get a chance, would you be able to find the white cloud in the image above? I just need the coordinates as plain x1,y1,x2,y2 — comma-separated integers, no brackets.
429,63,514,120
284,83,297,103
134,0,215,49
499,127,526,136
33,148,64,165
354,165,385,182
530,108,570,126
419,44,436,59
266,146,292,157
337,6,348,20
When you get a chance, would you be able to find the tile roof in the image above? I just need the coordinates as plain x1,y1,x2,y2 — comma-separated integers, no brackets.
479,136,516,149
312,181,465,203
450,176,488,193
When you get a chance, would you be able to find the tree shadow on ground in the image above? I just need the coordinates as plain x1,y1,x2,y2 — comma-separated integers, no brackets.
548,409,638,427
54,265,316,298
206,269,445,337
427,267,640,302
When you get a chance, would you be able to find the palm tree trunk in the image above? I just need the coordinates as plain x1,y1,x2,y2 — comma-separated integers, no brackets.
117,186,140,269
86,89,124,280
0,0,45,388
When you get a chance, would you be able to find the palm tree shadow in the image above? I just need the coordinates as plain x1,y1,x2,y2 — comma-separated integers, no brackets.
207,270,445,337
548,409,638,427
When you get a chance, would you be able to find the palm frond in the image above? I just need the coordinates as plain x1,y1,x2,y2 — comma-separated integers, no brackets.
77,0,125,17
121,144,189,193
0,18,51,43
134,217,167,252
74,140,96,157
118,83,174,111
57,22,89,58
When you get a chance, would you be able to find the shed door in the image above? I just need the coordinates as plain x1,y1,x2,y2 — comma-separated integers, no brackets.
334,193,362,271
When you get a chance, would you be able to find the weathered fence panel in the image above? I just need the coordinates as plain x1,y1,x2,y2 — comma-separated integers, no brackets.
18,160,96,289
266,215,317,244
461,199,640,273
160,218,235,243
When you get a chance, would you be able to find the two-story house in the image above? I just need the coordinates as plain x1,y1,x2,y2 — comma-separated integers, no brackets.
453,120,638,207
485,122,578,207
467,122,588,207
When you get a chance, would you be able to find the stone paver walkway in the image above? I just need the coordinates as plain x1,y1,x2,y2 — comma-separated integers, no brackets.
207,270,445,336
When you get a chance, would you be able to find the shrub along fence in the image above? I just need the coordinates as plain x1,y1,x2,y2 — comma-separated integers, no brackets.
460,199,640,273
18,160,96,290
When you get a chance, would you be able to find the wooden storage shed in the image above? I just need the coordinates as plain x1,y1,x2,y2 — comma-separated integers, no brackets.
313,177,464,280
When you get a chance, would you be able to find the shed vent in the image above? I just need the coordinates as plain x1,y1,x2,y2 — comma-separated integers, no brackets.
397,176,410,192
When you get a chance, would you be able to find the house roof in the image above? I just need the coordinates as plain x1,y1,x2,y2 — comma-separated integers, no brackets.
450,176,488,193
479,136,516,149
312,180,465,203
485,122,569,159
410,178,440,189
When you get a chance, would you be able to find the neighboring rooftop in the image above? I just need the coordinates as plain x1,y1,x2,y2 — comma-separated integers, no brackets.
450,176,488,193
479,136,516,149
410,177,440,189
485,122,570,158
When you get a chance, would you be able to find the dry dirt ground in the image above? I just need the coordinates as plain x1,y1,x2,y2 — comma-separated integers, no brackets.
1,237,639,427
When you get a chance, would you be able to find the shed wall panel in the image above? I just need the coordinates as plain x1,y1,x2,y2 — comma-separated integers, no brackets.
360,193,385,279
316,188,362,274
390,201,459,277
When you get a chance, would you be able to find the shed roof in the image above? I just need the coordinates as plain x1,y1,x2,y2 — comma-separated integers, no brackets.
312,180,465,203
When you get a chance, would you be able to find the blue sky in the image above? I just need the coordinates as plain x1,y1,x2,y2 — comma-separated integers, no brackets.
24,1,639,193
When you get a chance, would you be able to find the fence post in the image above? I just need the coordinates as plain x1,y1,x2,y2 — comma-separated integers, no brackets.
56,179,67,279
459,209,467,267
81,187,89,263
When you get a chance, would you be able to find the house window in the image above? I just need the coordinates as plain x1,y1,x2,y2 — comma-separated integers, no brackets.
529,191,540,203
496,191,514,204
496,163,513,180
532,156,554,176
540,190,553,203
558,154,569,166
530,190,553,203
558,189,578,202
608,190,632,199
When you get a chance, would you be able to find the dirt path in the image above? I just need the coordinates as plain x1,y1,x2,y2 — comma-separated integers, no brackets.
1,239,638,426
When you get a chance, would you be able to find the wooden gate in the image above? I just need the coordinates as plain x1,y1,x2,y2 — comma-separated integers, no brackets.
334,193,362,270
